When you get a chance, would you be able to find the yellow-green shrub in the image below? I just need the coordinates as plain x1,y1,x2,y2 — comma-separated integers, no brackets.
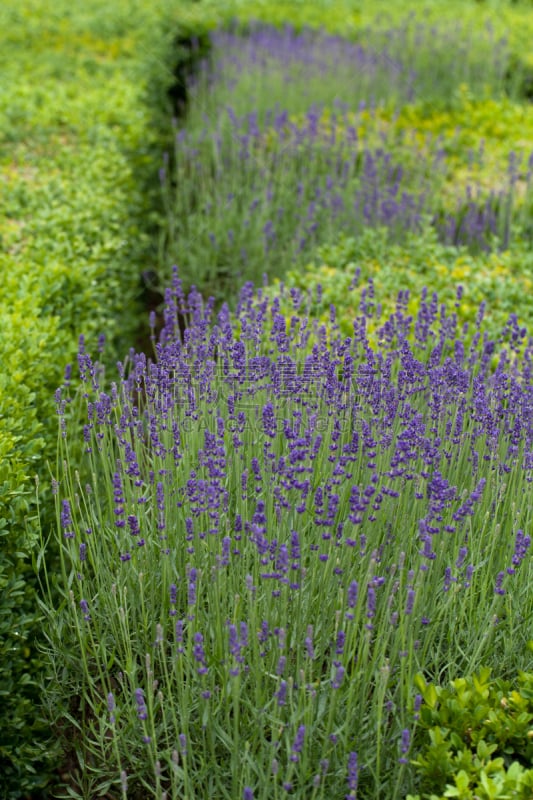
0,1,214,794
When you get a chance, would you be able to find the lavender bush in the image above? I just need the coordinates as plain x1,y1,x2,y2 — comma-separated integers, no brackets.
40,271,533,799
161,111,439,301
159,22,530,302
185,20,510,129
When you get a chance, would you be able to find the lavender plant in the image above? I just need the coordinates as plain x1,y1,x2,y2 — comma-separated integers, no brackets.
185,20,509,131
159,22,529,302
40,271,533,799
160,107,440,301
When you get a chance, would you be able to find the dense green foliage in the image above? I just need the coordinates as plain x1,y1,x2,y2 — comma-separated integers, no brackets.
408,665,533,799
0,2,213,795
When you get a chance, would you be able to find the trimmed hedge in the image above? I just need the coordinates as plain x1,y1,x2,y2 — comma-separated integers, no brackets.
0,2,215,795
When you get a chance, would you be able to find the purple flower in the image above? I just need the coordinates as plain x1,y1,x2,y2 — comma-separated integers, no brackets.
366,586,376,619
290,725,306,762
332,664,345,689
175,619,185,655
262,402,277,437
511,530,531,570
134,688,148,721
346,580,358,619
156,482,166,530
188,568,198,605
61,499,75,538
227,620,248,669
405,588,415,615
170,582,177,606
243,789,254,800
107,692,116,724
304,625,314,659
79,599,90,622
219,536,231,567
399,728,411,764
456,547,468,569
61,499,72,529
193,632,208,674
346,751,358,795
494,571,506,596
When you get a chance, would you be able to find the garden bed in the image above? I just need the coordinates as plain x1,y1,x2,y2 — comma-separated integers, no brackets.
3,0,533,797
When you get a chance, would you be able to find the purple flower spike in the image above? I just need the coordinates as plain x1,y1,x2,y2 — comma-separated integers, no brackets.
305,625,315,659
290,725,306,762
193,631,208,674
107,692,116,724
512,530,531,570
170,582,177,607
332,664,345,689
61,499,75,539
346,751,358,795
494,571,506,596
61,499,72,528
79,599,90,622
399,728,411,764
346,580,358,619
405,588,415,615
134,688,148,721
188,568,198,605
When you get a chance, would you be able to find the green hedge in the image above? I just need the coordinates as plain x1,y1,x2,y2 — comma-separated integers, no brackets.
408,663,533,799
0,2,216,795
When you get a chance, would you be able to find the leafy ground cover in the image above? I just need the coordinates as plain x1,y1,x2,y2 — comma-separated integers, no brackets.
4,0,533,797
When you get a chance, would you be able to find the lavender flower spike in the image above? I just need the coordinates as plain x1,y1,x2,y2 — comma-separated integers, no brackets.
134,688,148,721
346,751,359,796
290,725,306,762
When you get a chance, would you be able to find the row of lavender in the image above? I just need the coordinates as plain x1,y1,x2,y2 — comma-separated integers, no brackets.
45,267,533,798
159,21,533,303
